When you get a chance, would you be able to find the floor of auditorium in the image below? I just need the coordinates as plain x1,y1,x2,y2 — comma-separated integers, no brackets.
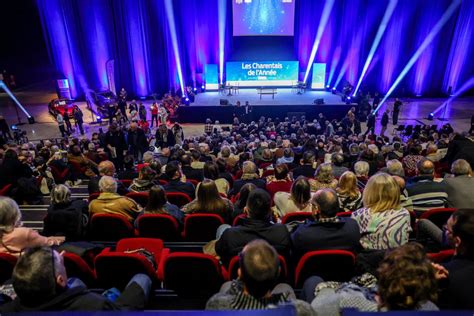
0,81,472,142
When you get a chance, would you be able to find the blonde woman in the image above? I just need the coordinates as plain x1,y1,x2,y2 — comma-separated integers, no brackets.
351,173,411,250
0,197,64,256
309,163,338,192
336,171,362,212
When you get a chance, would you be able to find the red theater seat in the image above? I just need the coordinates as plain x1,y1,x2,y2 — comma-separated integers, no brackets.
63,252,96,287
182,213,225,242
89,213,136,241
281,212,313,224
420,208,457,229
0,184,12,196
165,192,192,208
137,214,181,241
126,192,149,206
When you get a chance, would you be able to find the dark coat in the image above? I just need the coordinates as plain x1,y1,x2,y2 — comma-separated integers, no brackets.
163,179,195,199
43,199,89,241
127,128,148,153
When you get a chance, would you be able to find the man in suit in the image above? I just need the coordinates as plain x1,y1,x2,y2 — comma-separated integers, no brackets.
180,154,203,182
127,122,149,162
444,159,474,209
292,151,316,179
163,161,195,199
380,108,389,137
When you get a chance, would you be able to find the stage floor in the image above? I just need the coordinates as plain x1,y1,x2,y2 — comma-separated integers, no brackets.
193,88,344,106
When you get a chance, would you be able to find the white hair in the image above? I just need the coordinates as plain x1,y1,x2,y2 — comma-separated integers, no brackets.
99,176,118,193
354,161,369,177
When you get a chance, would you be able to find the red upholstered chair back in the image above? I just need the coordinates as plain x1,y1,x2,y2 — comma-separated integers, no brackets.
63,252,96,287
428,249,455,263
183,213,225,241
0,184,12,196
281,212,313,224
119,179,132,187
126,192,149,206
187,179,199,186
294,250,356,288
137,214,181,241
420,208,457,229
89,213,135,241
116,238,165,264
165,192,192,207
232,214,247,226
88,192,100,202
336,211,352,218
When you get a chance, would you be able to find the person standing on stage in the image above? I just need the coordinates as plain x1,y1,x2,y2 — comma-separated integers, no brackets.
119,87,127,102
129,99,138,115
64,111,73,134
365,112,375,136
172,123,184,146
107,102,116,124
105,123,127,170
139,102,147,122
150,102,159,128
56,113,67,138
158,105,168,125
73,105,85,135
381,108,390,137
392,98,402,125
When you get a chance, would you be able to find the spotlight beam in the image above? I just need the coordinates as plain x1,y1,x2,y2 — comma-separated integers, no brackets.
164,0,185,95
0,81,32,118
432,76,474,115
218,0,226,85
303,0,335,83
375,0,462,113
333,59,350,89
353,0,398,95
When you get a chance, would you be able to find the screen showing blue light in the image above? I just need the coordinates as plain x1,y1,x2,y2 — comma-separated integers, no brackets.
226,61,298,86
311,63,326,89
233,0,295,36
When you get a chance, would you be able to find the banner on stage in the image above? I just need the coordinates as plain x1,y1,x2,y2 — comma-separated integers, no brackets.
226,61,298,87
205,64,219,90
311,63,326,89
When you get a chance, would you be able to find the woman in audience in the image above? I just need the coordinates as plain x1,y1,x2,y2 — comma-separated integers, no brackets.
232,183,256,219
182,179,233,223
0,197,64,256
135,185,184,226
0,149,33,188
43,184,88,240
67,145,97,178
203,161,230,196
351,173,411,250
265,163,293,199
129,166,156,192
309,163,338,192
336,171,362,212
273,177,313,218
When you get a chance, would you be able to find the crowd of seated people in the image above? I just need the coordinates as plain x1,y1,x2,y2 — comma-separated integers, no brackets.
0,112,473,312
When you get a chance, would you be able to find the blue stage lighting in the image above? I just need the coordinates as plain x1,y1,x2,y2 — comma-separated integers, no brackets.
431,76,474,116
165,0,185,94
218,0,226,85
353,0,398,96
0,80,33,120
375,0,462,113
326,85,330,89
201,85,205,90
303,0,335,83
185,97,190,102
193,87,197,92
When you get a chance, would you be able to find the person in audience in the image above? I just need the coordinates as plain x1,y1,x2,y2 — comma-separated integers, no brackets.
190,150,205,169
291,188,360,261
406,159,448,215
67,145,97,178
336,171,362,212
163,161,195,199
43,184,88,241
136,151,154,173
180,154,203,182
203,161,230,196
88,160,128,195
215,189,291,266
182,179,233,223
0,197,64,256
128,166,156,193
265,163,293,199
117,155,138,180
331,153,348,178
437,209,474,309
444,159,474,208
207,240,314,315
0,246,151,311
0,149,33,188
273,177,313,218
392,175,414,212
232,183,257,219
309,163,338,191
353,160,369,190
307,243,440,313
89,176,141,222
229,161,266,196
276,148,296,169
216,157,234,188
385,159,405,178
292,151,316,179
351,173,411,250
135,185,184,226
403,145,424,176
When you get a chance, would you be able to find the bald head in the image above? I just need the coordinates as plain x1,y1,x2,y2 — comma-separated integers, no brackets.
98,160,116,176
417,159,435,176
312,188,339,218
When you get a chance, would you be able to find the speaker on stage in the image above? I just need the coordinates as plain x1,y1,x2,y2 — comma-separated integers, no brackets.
220,99,229,106
314,98,325,105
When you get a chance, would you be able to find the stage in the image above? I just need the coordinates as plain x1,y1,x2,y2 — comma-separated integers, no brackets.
176,88,352,123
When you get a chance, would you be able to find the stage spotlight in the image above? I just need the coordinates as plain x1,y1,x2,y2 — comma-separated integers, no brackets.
374,0,462,113
431,76,474,117
427,113,434,121
193,87,197,92
346,97,352,105
0,80,34,123
185,97,190,102
303,0,335,83
165,0,185,94
353,0,398,96
331,87,336,95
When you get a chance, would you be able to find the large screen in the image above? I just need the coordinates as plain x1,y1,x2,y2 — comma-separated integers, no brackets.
226,61,299,87
233,0,295,36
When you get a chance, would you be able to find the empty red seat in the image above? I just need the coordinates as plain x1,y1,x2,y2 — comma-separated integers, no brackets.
161,252,226,298
420,208,457,229
227,254,288,283
428,249,455,263
126,192,149,206
63,252,96,287
281,212,313,224
165,192,192,208
89,213,136,241
182,213,225,242
0,253,17,284
294,250,356,288
137,214,181,241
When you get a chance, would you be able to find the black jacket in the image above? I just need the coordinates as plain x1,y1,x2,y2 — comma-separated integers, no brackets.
127,128,148,153
181,165,204,182
163,179,195,199
439,256,474,310
229,178,266,197
381,113,389,127
216,218,291,266
291,165,316,179
43,199,89,241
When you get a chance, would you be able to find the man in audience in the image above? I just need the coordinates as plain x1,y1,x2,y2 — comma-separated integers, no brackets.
444,159,474,208
207,240,314,315
385,159,405,177
163,161,195,199
117,155,138,180
0,246,151,311
331,153,348,178
88,160,128,196
291,189,360,261
229,161,266,196
406,159,448,214
216,189,291,266
127,122,148,162
89,176,141,221
353,160,369,190
180,154,203,182
292,151,316,179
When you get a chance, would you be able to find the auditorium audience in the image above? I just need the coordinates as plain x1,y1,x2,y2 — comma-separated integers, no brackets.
88,160,129,195
129,166,156,193
265,163,293,199
203,161,230,196
180,154,203,182
229,161,266,196
231,183,256,219
353,160,369,190
331,153,348,178
89,176,141,222
292,151,316,179
309,163,338,191
135,185,184,226
336,171,362,212
444,159,474,208
273,177,313,218
162,161,195,199
117,155,139,180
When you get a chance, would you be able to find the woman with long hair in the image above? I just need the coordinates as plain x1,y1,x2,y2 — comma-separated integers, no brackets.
309,163,338,192
136,185,184,225
182,179,233,223
351,173,411,250
203,161,230,196
273,176,313,217
336,171,362,212
129,166,156,192
232,183,256,219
